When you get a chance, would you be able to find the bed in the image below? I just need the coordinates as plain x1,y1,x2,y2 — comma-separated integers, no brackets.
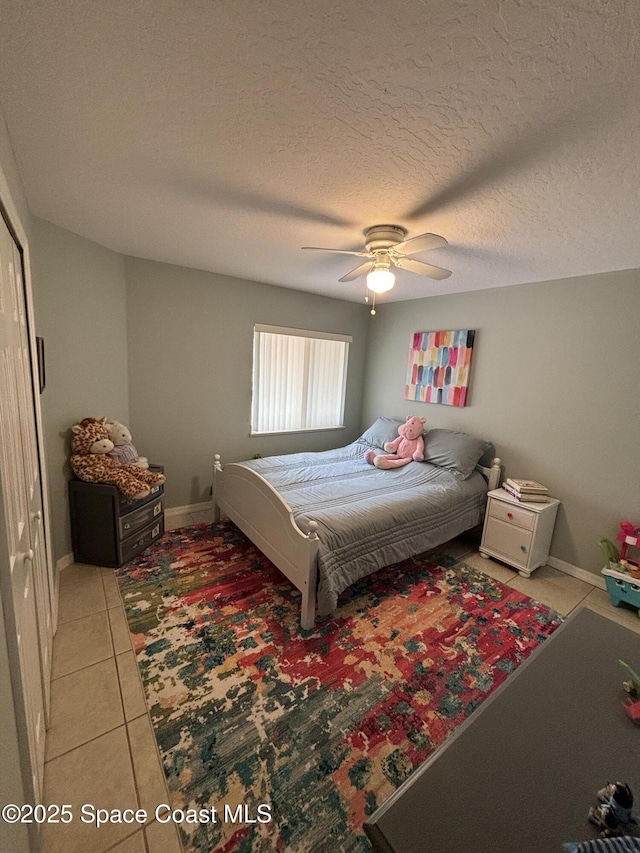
212,418,502,630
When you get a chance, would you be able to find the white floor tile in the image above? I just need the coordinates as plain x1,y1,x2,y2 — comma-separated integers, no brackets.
42,727,138,853
108,831,147,853
460,550,518,584
45,659,123,760
51,611,113,679
117,651,148,720
109,605,134,655
127,715,171,817
57,570,106,624
508,564,592,615
145,819,183,853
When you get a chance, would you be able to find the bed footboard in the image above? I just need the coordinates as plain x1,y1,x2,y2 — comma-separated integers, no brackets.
213,455,320,630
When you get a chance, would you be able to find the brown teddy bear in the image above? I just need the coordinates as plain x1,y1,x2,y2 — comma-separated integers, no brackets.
69,417,165,500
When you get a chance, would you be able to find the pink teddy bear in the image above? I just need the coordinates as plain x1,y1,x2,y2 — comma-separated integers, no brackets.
365,416,426,469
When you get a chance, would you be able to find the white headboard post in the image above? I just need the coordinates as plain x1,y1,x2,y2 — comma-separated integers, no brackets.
476,456,502,491
212,453,223,522
488,457,502,491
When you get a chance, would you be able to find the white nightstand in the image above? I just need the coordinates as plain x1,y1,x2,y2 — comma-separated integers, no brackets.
479,488,560,577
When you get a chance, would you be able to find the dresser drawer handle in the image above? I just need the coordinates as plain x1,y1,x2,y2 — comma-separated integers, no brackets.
507,512,513,519
520,545,527,552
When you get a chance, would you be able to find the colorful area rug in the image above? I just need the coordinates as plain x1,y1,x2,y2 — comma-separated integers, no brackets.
116,520,562,852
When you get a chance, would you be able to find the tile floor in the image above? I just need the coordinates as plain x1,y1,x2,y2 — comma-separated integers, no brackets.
41,513,640,852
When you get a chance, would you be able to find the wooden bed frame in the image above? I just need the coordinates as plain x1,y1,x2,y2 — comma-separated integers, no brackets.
212,454,502,631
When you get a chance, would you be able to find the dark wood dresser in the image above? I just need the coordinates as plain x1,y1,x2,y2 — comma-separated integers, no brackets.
68,465,165,567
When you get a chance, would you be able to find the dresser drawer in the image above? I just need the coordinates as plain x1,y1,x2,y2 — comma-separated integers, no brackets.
120,517,164,565
488,498,535,531
119,496,164,539
483,516,533,568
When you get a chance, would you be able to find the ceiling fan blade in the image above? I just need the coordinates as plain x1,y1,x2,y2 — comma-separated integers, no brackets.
339,260,373,282
395,257,452,280
302,246,370,257
392,232,448,255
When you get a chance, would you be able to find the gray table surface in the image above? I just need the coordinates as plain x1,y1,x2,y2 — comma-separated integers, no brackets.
364,607,640,853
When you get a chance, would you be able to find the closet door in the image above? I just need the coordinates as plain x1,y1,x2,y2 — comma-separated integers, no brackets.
11,237,52,716
0,209,48,801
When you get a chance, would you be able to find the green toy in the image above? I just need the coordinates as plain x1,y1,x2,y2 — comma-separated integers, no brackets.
619,660,640,697
599,538,620,569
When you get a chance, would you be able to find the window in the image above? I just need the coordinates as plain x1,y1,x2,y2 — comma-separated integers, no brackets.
251,324,351,434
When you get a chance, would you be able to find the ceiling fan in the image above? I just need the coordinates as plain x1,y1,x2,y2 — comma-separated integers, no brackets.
302,224,452,294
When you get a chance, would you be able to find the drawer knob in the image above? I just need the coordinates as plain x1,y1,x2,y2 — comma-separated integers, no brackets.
520,545,527,552
507,512,513,519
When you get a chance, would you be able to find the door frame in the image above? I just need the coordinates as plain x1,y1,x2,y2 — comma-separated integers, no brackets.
0,175,56,628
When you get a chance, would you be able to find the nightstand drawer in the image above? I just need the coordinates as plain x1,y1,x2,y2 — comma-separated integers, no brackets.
488,499,534,531
483,516,533,567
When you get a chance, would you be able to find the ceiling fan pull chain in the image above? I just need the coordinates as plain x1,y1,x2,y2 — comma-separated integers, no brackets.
370,291,377,316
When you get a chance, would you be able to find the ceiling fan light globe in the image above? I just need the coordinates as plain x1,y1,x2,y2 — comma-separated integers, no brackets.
367,268,395,293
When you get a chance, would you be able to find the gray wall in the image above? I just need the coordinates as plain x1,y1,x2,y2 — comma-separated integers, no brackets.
21,217,640,581
29,217,130,562
125,257,370,508
361,269,640,578
0,111,30,230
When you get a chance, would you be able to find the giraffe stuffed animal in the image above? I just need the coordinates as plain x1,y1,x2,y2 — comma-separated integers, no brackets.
70,418,165,500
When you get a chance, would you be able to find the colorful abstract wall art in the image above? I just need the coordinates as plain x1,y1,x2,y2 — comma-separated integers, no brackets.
405,329,476,406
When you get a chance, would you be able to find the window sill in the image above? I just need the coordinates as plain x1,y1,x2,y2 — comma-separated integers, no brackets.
250,426,346,437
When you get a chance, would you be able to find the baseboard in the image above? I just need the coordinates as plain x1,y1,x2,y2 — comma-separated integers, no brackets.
56,552,75,572
547,556,606,590
165,501,212,518
57,519,603,591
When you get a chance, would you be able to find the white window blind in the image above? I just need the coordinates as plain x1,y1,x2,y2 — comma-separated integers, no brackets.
251,324,351,434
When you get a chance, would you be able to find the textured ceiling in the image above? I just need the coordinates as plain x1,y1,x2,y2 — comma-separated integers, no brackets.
1,0,639,303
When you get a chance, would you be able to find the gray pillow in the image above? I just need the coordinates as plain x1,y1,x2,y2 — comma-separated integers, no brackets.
357,417,403,450
423,428,491,479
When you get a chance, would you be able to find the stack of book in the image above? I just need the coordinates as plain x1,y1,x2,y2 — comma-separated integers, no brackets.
502,478,549,503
